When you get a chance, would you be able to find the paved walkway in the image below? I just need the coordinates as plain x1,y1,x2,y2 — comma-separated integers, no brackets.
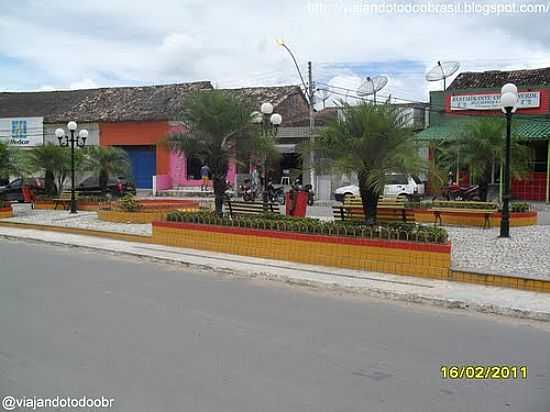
0,226,549,322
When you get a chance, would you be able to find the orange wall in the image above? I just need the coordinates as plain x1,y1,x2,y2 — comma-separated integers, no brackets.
99,121,170,175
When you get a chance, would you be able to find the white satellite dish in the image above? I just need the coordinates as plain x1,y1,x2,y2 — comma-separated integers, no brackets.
357,75,389,103
425,61,460,90
316,88,331,108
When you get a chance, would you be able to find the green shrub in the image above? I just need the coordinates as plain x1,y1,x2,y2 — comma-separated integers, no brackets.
165,211,449,244
117,195,142,212
510,203,530,213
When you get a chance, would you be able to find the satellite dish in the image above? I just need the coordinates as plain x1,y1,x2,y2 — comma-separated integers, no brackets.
357,75,389,103
316,88,331,108
425,61,460,90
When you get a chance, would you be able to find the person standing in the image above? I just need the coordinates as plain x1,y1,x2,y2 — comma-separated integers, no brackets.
200,163,210,191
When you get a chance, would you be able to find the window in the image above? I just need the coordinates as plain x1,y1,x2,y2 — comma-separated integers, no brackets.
386,174,408,185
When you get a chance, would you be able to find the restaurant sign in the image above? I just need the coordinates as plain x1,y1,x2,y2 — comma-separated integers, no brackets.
0,117,44,146
450,92,540,111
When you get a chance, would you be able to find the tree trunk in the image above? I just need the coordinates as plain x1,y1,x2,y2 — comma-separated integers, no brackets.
99,169,109,193
358,172,379,225
45,170,56,196
213,176,226,216
478,167,492,202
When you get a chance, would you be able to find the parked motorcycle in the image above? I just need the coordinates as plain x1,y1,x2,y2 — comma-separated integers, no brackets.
267,180,285,205
303,184,315,206
443,183,481,201
240,179,257,202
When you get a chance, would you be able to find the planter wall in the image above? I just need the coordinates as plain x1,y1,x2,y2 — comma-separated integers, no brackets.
98,210,169,224
414,209,537,227
152,221,452,278
0,206,13,219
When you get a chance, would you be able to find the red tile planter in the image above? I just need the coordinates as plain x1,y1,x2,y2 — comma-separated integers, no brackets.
414,209,537,227
0,206,13,219
152,221,452,279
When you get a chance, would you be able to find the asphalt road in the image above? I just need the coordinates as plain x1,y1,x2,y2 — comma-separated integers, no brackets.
1,239,549,412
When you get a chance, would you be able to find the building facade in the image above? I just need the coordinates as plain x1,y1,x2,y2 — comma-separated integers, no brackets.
418,67,550,202
0,82,310,190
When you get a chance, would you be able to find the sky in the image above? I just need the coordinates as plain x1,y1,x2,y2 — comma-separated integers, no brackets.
1,0,550,106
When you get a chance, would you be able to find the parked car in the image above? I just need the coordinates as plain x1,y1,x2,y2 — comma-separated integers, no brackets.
334,174,425,202
77,176,136,197
0,177,46,202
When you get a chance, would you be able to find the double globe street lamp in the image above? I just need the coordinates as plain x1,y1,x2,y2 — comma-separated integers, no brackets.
500,83,519,238
55,121,88,214
250,102,282,210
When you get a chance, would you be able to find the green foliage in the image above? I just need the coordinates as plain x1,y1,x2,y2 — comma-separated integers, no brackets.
312,102,423,223
166,90,275,215
0,142,27,179
82,146,132,191
24,143,85,195
510,202,530,213
455,118,531,200
117,195,142,212
165,211,448,244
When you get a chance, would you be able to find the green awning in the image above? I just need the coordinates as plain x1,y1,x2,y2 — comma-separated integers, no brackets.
417,117,550,142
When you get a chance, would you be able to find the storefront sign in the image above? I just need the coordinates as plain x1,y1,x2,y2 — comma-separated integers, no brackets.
0,117,44,146
450,92,540,111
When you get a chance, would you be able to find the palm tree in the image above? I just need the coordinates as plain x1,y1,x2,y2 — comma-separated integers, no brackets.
0,142,26,184
456,118,531,201
82,146,132,193
25,143,83,195
167,90,273,215
315,102,423,224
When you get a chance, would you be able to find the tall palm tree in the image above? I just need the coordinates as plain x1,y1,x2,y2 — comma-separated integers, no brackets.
0,142,27,184
457,118,531,201
167,90,274,215
315,102,423,224
25,143,83,195
82,146,132,193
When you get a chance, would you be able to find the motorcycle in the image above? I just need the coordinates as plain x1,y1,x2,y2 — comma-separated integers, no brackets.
303,184,315,206
443,183,481,201
267,181,285,205
240,179,257,202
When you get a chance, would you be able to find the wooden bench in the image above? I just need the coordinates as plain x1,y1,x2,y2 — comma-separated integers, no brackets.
333,197,415,223
224,199,280,218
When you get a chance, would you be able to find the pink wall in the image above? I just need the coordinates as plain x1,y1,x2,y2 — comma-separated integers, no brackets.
167,122,237,189
169,150,237,188
155,175,172,191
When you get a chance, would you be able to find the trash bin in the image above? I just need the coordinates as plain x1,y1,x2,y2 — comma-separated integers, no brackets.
285,190,308,217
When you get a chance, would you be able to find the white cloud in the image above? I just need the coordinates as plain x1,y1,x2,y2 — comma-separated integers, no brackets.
0,0,549,102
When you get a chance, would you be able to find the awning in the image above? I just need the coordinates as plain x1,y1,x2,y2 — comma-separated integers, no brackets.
416,117,550,142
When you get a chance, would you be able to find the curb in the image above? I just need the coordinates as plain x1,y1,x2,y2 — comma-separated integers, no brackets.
1,231,549,323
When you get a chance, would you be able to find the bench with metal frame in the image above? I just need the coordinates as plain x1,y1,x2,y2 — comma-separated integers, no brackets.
332,197,415,223
224,199,280,218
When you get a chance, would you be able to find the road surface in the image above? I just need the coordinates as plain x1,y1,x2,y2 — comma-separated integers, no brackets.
1,239,549,412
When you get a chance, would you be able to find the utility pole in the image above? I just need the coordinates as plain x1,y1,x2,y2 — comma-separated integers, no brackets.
308,61,315,192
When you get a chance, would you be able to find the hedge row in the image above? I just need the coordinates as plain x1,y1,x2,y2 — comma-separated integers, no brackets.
165,211,449,244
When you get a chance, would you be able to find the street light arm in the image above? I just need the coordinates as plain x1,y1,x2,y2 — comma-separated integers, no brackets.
279,42,311,105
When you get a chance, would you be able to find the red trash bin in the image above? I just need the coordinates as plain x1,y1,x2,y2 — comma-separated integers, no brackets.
285,190,308,217
22,186,33,203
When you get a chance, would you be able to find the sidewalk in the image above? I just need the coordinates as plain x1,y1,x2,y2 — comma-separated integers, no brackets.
1,225,549,322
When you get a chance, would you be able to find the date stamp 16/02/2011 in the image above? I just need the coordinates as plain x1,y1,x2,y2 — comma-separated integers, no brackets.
440,365,528,380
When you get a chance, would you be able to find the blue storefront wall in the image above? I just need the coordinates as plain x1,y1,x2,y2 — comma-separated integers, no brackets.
120,145,156,189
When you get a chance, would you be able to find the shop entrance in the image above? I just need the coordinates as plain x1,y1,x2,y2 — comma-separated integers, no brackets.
120,145,156,189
